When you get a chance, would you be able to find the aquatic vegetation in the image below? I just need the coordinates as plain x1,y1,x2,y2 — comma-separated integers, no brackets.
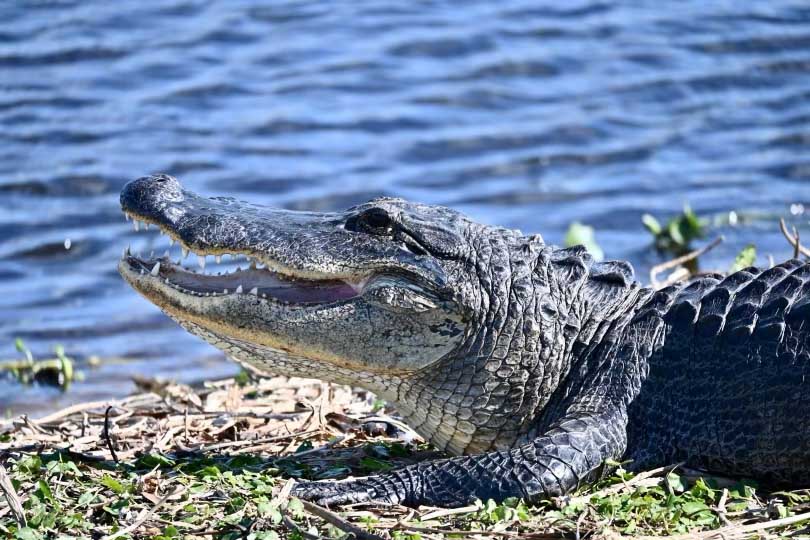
642,206,708,258
564,221,604,261
0,339,77,390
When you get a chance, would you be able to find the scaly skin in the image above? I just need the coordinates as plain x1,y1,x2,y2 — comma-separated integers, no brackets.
118,175,810,508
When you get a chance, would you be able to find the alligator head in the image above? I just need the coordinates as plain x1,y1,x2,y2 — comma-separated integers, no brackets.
118,175,495,385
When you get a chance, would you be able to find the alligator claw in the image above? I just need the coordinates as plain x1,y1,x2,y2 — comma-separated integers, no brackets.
292,479,395,507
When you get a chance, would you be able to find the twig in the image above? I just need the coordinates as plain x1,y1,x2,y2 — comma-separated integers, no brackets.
0,463,26,527
650,236,724,288
183,407,189,443
103,406,119,464
794,226,801,259
780,218,810,258
288,434,351,458
419,504,480,521
101,486,187,540
177,429,321,453
715,487,730,526
300,499,387,540
33,398,129,426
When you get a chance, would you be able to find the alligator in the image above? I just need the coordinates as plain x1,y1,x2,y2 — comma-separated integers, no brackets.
119,174,810,508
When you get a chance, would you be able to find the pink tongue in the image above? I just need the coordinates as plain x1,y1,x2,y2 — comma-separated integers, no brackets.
264,281,359,303
167,266,361,304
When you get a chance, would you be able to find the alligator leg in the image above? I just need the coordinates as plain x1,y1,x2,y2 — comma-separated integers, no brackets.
293,410,627,507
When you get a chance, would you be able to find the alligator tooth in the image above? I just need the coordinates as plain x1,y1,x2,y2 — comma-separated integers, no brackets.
249,259,257,270
144,222,150,230
262,293,267,299
133,220,140,232
235,284,243,294
169,238,175,247
182,247,189,259
125,213,130,222
236,266,242,272
140,269,145,275
249,287,258,296
165,277,170,284
151,262,160,276
198,254,206,270
163,250,170,259
215,255,222,264
223,288,229,294
149,250,154,259
122,247,127,259
126,244,131,256
345,277,369,294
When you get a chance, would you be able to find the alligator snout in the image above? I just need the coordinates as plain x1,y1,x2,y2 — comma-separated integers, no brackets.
120,174,185,214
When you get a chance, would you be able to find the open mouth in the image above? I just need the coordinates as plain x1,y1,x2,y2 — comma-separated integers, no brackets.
120,212,366,305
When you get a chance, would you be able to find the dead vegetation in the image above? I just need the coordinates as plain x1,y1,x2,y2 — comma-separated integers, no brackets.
1,375,810,539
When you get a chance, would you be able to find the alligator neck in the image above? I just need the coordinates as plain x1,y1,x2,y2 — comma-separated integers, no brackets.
392,242,645,455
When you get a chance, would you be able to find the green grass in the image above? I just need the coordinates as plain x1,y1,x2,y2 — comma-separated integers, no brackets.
2,378,810,540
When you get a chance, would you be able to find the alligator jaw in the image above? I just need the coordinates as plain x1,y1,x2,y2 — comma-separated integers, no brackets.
117,215,368,307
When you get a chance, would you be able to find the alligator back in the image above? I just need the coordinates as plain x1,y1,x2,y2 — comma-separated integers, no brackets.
627,259,810,485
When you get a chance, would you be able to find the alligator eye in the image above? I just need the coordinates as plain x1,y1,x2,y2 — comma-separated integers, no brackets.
354,208,393,235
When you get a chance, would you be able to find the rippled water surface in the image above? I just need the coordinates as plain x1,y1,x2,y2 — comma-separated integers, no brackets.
2,1,810,414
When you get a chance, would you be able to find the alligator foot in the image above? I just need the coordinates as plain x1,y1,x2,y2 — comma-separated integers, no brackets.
292,478,399,506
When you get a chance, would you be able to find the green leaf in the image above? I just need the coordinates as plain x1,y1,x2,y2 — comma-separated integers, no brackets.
680,501,710,516
249,532,280,540
641,214,662,235
564,222,605,262
78,490,97,506
681,206,705,237
294,440,314,453
234,370,251,387
137,453,175,468
287,497,305,519
359,457,393,472
730,244,756,273
666,472,686,494
100,474,126,494
668,219,685,246
15,528,43,540
36,479,56,505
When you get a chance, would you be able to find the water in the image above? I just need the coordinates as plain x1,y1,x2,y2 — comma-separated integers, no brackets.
2,1,810,415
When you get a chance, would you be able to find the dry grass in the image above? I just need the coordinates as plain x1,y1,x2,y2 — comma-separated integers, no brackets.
1,375,809,540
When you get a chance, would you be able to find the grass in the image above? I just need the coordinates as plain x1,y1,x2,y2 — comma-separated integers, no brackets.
2,376,810,540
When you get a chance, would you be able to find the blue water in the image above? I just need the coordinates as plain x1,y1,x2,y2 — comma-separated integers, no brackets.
2,1,810,415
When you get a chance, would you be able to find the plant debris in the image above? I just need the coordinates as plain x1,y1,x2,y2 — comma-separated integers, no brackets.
1,376,810,539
